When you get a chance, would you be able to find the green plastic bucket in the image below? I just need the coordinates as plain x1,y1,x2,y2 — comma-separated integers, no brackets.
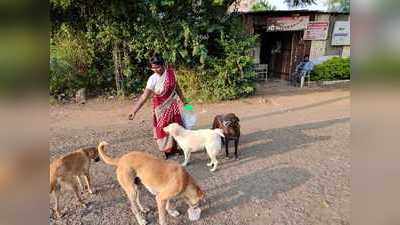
183,104,194,111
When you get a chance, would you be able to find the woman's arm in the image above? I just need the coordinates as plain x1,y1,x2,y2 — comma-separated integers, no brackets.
128,89,153,120
176,83,186,104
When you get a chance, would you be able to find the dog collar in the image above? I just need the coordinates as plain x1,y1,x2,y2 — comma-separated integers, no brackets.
222,120,232,128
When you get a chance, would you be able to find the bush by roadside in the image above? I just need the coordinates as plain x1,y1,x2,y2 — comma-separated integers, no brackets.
311,57,350,81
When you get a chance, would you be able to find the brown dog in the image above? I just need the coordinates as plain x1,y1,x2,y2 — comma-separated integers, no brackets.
98,141,205,225
49,145,100,218
212,113,241,159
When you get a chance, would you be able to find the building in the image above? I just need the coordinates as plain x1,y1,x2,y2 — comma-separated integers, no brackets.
241,10,350,80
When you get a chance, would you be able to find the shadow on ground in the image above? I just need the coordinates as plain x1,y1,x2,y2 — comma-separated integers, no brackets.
50,117,349,225
189,117,349,181
202,166,312,218
240,96,350,123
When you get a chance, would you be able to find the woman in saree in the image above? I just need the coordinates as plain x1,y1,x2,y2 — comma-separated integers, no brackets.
129,54,186,159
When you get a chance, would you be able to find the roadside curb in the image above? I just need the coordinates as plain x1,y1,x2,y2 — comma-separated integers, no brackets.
310,80,350,87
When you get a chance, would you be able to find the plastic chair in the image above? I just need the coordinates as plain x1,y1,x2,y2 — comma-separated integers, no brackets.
300,71,311,88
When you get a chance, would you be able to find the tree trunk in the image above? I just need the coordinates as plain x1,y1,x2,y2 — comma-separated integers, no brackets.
236,59,244,78
112,41,125,96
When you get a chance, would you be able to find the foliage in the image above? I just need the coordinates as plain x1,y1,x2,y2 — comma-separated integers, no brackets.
251,0,277,11
326,0,350,13
50,24,93,96
50,0,316,101
177,17,257,102
284,0,316,7
311,57,351,81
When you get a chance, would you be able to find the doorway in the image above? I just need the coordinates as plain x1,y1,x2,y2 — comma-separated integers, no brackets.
258,30,306,80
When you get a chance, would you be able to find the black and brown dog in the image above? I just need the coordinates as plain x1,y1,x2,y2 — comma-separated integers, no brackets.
212,113,240,159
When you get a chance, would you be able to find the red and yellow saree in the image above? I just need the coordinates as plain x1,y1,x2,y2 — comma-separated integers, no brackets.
151,68,183,153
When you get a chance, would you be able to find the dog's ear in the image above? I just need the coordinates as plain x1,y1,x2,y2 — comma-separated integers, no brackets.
85,147,98,159
197,187,205,200
170,125,181,136
166,123,181,136
212,116,220,129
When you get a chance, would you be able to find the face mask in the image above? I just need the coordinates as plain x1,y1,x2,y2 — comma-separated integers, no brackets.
187,206,201,221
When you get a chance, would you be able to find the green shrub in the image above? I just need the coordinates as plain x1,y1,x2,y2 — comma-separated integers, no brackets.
50,25,93,97
176,54,256,102
176,68,202,100
311,57,351,81
50,2,258,102
170,19,257,103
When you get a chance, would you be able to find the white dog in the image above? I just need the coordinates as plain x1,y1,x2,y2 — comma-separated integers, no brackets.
163,123,224,172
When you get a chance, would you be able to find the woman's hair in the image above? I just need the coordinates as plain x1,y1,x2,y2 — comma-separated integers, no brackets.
149,54,165,66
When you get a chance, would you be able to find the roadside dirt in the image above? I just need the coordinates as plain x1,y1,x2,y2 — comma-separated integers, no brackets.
50,82,350,225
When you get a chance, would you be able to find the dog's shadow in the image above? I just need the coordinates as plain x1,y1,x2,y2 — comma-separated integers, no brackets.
176,118,348,220
202,166,312,218
184,117,348,182
222,118,347,170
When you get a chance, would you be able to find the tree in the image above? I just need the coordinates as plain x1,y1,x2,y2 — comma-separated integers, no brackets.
251,0,277,11
326,0,350,13
50,0,258,100
284,0,316,8
50,0,320,100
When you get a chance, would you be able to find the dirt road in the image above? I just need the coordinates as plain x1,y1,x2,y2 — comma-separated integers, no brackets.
50,83,350,225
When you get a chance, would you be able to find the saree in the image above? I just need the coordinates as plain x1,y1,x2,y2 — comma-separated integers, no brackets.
152,68,183,153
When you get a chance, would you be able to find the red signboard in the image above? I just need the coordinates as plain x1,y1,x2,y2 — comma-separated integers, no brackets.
303,21,329,40
264,16,309,32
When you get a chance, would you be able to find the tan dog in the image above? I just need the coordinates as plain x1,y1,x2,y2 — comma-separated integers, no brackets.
98,141,205,225
49,146,100,218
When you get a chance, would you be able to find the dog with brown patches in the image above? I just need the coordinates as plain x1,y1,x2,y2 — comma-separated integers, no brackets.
212,113,241,159
98,141,205,225
49,146,100,218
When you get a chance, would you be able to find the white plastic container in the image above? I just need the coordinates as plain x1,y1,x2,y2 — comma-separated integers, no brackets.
182,105,197,130
187,206,201,221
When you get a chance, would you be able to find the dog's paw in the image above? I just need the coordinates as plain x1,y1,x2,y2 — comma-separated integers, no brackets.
181,162,188,167
137,217,148,225
138,218,147,225
210,167,217,172
141,207,150,213
206,162,213,167
167,209,180,217
53,210,65,219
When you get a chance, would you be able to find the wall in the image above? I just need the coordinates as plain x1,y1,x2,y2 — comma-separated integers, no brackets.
325,14,351,56
342,46,351,57
309,13,351,59
242,11,351,75
309,14,330,60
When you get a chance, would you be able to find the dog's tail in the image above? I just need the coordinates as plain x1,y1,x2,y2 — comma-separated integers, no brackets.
213,128,225,137
97,141,119,166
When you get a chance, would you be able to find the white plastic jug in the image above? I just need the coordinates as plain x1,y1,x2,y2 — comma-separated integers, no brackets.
182,104,197,130
187,206,201,221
